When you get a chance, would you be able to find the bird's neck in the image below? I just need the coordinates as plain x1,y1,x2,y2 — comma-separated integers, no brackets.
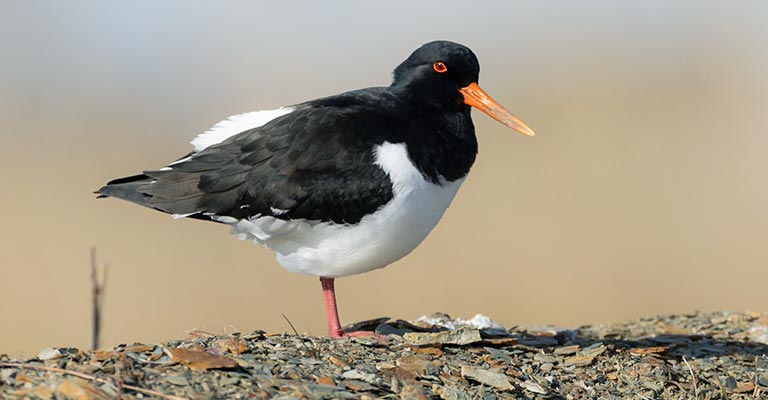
400,107,478,184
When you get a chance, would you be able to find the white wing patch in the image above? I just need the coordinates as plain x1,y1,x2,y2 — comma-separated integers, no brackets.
190,107,295,152
163,108,294,220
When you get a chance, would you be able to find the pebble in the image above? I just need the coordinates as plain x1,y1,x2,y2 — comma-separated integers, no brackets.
36,348,62,361
460,366,514,391
163,375,190,386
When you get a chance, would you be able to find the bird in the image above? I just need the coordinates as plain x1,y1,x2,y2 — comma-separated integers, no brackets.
97,40,535,339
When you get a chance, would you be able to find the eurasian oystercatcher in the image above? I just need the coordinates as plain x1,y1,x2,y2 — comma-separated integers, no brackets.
97,40,534,338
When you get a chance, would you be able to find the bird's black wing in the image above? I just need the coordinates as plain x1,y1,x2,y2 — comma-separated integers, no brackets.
98,104,399,224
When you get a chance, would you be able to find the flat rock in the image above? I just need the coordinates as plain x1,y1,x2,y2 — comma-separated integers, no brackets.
37,347,63,361
396,354,437,376
460,366,514,391
404,328,482,346
163,375,190,386
521,380,548,394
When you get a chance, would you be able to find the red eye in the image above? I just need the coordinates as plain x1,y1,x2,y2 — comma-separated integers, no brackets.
433,62,448,73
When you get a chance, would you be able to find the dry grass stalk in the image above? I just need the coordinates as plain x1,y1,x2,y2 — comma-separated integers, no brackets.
90,247,108,351
753,355,761,398
281,313,319,358
682,356,699,400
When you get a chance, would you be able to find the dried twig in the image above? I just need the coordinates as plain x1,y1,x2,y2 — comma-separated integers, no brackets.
754,355,761,398
115,355,124,400
682,356,699,400
281,313,318,358
0,362,187,400
281,313,301,337
90,247,108,350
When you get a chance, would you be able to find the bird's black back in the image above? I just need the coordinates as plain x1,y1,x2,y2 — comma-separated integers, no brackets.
98,41,482,225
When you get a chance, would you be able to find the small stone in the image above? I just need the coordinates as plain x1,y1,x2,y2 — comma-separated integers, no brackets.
484,347,512,363
242,331,266,340
521,380,547,394
460,366,514,391
399,384,428,400
758,371,768,387
329,355,350,369
165,347,237,370
564,354,595,367
533,353,557,363
746,326,768,345
91,351,117,361
57,378,110,399
344,379,376,391
396,354,437,376
481,337,518,346
316,376,335,385
734,382,755,393
434,384,472,400
628,346,667,356
404,328,482,346
213,337,250,355
554,345,580,355
380,366,418,384
163,376,190,386
412,346,444,357
342,369,377,384
519,325,567,337
1,369,15,385
564,343,606,366
124,344,154,353
580,343,606,357
641,380,663,392
37,348,63,361
219,377,239,386
376,361,396,370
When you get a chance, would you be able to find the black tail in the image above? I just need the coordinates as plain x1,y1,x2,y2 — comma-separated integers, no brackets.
96,174,155,209
96,173,219,223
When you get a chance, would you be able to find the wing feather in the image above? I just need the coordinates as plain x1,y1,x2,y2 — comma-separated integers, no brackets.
99,104,397,224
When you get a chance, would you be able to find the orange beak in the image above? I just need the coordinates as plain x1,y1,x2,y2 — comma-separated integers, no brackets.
459,82,535,136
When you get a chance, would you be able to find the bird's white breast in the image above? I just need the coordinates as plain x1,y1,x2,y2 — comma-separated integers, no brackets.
220,142,465,278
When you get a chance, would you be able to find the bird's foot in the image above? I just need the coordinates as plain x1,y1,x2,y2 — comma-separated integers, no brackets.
329,330,387,340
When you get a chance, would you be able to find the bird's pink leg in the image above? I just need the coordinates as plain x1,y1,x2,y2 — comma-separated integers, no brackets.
320,277,383,339
320,277,345,338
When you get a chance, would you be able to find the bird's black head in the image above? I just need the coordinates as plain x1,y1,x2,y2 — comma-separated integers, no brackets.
392,40,480,109
392,40,535,137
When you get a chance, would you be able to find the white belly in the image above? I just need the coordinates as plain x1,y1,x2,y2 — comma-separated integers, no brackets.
221,142,465,278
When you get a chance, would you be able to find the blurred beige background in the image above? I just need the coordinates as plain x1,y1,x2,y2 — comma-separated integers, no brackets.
2,1,767,356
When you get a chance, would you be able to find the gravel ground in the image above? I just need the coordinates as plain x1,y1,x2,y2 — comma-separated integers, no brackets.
2,311,768,399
